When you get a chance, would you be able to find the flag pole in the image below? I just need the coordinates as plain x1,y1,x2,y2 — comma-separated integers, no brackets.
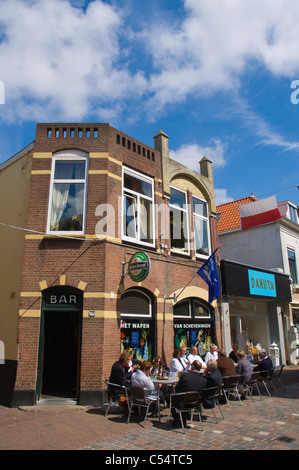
175,245,220,302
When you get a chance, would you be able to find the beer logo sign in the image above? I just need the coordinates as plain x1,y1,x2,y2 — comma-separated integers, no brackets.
128,252,150,282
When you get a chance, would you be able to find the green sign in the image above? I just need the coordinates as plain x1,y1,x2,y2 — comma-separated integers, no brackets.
128,252,150,282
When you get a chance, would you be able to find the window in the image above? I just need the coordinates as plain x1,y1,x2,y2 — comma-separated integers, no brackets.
173,298,211,319
193,196,210,257
169,186,189,254
122,167,154,246
47,152,88,233
288,203,298,224
288,248,298,284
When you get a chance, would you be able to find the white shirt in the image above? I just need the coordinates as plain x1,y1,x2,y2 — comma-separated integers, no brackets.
169,357,184,373
187,353,206,368
205,351,218,362
131,369,158,400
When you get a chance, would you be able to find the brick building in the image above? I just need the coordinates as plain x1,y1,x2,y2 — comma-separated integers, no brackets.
0,123,220,407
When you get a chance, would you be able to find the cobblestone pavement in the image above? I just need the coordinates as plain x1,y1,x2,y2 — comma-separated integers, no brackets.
0,367,298,452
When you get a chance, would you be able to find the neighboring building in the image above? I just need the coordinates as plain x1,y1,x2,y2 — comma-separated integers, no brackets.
0,123,220,407
217,196,298,365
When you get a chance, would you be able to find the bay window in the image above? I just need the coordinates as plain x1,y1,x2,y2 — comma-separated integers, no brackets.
193,196,210,257
122,167,154,246
169,186,189,254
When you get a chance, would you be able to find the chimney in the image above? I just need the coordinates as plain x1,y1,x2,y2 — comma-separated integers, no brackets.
154,130,169,159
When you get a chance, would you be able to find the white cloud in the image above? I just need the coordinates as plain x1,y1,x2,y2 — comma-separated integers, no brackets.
169,139,227,171
0,0,147,121
145,0,299,111
214,189,234,206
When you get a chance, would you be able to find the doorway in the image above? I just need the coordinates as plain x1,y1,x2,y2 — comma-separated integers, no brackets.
41,310,82,398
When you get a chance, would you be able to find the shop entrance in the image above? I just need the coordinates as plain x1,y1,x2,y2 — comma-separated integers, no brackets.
41,310,81,398
37,286,83,400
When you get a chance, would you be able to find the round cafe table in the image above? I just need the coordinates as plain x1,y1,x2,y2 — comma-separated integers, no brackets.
151,376,178,386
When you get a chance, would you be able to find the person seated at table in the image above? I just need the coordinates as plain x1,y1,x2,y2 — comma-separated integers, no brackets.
201,358,223,409
186,346,206,369
217,348,236,376
131,360,160,416
179,347,190,370
169,348,187,373
108,350,134,401
236,350,252,398
205,343,218,363
169,360,206,427
253,349,273,378
151,355,164,377
229,344,239,363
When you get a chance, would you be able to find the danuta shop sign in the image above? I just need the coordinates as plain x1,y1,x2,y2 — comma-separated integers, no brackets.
248,269,277,297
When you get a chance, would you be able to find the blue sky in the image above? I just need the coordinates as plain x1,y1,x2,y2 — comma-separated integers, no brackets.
0,0,298,206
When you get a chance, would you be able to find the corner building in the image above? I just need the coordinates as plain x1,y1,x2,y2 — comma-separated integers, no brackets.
1,124,220,407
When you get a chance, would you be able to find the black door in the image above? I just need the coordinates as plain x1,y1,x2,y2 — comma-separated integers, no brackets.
41,310,81,398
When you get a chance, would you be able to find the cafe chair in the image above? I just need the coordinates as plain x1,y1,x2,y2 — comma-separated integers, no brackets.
201,386,225,423
243,372,263,402
167,391,203,434
272,364,286,391
258,368,277,396
126,386,160,427
103,379,129,417
222,375,242,406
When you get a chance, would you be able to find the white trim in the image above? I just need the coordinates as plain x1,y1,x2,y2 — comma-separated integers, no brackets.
46,150,89,235
169,185,190,255
193,195,211,260
122,166,155,248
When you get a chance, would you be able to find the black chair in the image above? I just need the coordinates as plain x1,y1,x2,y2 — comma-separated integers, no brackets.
243,372,263,402
167,391,203,434
222,375,242,406
258,368,277,396
127,386,160,427
201,385,225,423
104,379,129,417
272,365,286,391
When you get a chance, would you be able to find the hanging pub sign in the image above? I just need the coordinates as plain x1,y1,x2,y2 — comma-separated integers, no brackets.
128,252,150,282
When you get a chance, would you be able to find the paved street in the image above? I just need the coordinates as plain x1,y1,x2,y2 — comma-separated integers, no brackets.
0,366,298,452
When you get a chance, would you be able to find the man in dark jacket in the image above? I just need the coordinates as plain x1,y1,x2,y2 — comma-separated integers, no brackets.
201,358,223,409
253,349,273,378
170,360,206,427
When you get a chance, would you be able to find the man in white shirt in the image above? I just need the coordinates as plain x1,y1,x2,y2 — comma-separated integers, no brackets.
205,343,218,363
187,346,206,369
179,347,190,370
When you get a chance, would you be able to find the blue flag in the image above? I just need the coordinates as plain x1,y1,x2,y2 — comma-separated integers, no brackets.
197,249,220,303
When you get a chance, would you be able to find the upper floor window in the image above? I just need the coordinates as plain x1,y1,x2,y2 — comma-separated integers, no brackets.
288,203,298,224
193,196,210,258
122,167,154,246
47,151,88,233
169,186,189,254
288,248,298,284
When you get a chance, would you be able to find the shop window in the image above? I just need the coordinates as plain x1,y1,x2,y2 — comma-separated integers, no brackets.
169,186,189,254
47,151,88,233
288,248,298,284
193,196,210,258
173,298,212,358
121,289,153,361
122,167,154,246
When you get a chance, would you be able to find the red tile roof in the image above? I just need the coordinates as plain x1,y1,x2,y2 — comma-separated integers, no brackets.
216,196,258,233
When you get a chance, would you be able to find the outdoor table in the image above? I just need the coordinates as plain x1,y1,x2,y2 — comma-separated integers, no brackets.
151,376,179,386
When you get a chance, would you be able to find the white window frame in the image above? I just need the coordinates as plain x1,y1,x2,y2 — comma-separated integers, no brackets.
122,167,155,248
169,186,190,255
46,150,89,235
193,195,211,260
288,203,298,224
